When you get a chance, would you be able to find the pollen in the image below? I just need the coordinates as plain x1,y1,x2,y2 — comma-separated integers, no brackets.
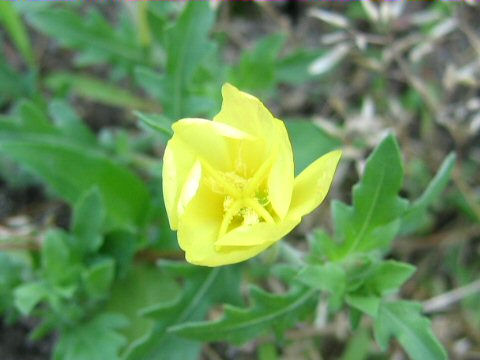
242,208,260,226
223,195,235,212
223,171,248,191
219,185,272,239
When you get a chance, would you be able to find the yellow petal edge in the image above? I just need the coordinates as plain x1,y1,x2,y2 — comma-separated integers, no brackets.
162,83,342,266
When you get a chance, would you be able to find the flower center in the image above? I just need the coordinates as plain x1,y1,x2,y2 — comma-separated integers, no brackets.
219,175,276,239
218,192,274,239
200,154,277,239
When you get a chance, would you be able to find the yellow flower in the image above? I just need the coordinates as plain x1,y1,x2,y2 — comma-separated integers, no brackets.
162,84,341,267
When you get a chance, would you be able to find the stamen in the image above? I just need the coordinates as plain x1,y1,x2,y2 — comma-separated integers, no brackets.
218,199,242,239
223,172,248,190
200,160,240,198
204,152,277,239
223,195,235,212
244,198,275,224
244,152,275,196
242,208,260,226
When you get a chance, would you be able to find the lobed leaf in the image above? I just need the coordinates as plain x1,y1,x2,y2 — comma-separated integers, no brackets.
229,33,286,91
125,263,241,360
14,281,48,316
0,253,25,315
41,229,76,287
335,134,408,257
344,260,415,317
346,295,380,318
0,133,150,230
72,187,105,253
409,152,456,211
297,263,346,308
169,286,316,344
105,263,179,351
27,7,143,65
375,301,447,360
163,1,215,118
49,100,97,145
360,260,416,296
401,152,456,234
53,313,128,360
83,259,115,299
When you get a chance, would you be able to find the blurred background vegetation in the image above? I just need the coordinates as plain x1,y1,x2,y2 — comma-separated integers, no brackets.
0,1,479,359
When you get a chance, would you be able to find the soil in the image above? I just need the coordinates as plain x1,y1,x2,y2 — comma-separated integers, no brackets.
0,320,52,360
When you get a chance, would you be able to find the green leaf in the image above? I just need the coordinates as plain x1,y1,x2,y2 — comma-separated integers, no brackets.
14,281,48,316
134,67,166,101
169,286,316,344
45,72,159,111
27,8,143,65
340,328,370,360
344,258,415,292
258,342,279,360
346,294,380,318
0,59,35,101
83,259,115,299
29,319,56,342
0,133,151,230
402,152,456,234
354,219,401,253
147,2,179,36
276,49,325,85
164,1,215,118
409,153,456,210
451,188,480,223
53,313,128,360
375,301,447,360
72,187,105,253
361,260,415,296
49,100,97,145
336,134,408,256
331,203,401,255
297,263,346,295
285,119,342,175
18,100,56,134
0,3,35,67
125,263,241,360
134,111,173,137
229,33,286,91
106,263,180,349
297,262,346,310
0,253,25,315
101,231,137,278
42,229,76,287
308,230,338,263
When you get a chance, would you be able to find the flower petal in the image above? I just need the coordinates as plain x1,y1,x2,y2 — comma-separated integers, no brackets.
229,136,267,179
214,83,277,142
268,120,294,219
162,137,196,230
172,118,253,171
178,182,274,266
287,149,342,220
176,160,202,219
215,217,300,247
